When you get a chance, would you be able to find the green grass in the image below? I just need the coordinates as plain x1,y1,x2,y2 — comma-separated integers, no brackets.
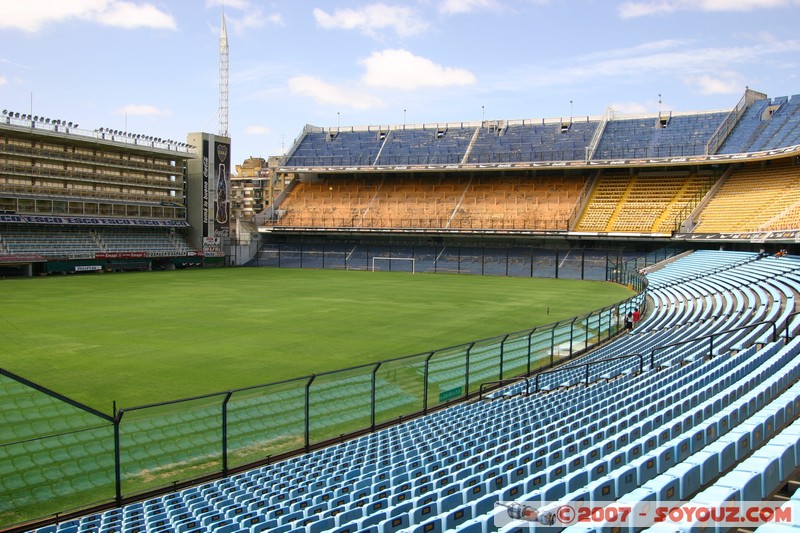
0,268,633,412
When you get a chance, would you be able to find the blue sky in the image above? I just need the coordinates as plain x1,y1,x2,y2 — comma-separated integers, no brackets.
1,0,799,167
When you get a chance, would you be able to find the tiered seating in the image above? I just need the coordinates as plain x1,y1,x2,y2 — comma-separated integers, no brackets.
96,229,194,255
575,171,715,233
467,121,597,163
286,131,384,167
276,174,587,231
593,111,728,160
28,250,800,533
376,127,475,165
281,100,800,169
0,226,195,258
449,175,585,231
694,162,800,233
0,227,101,258
276,177,380,227
719,94,800,154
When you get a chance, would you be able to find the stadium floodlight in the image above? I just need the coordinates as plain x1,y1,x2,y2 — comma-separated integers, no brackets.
74,124,78,128
67,122,73,127
14,112,20,118
1,110,6,115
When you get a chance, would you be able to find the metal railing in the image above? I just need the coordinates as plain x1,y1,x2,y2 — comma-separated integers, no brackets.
532,352,645,392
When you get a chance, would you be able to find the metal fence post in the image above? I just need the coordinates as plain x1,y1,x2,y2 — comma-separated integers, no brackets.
530,245,534,278
304,375,316,452
464,342,475,398
423,351,435,413
581,248,586,280
371,362,381,431
569,317,578,356
554,247,559,279
499,334,509,380
527,328,535,375
113,402,122,506
585,313,591,349
222,391,233,475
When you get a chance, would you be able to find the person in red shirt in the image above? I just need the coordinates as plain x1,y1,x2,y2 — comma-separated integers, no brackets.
632,308,641,327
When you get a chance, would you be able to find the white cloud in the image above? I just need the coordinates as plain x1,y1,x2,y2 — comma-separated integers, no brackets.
360,49,477,90
512,38,800,91
689,73,746,95
227,11,284,34
288,76,384,110
0,0,177,32
94,1,176,29
245,125,272,135
117,104,171,117
0,76,7,87
313,4,429,38
619,0,798,18
439,0,503,15
205,0,251,8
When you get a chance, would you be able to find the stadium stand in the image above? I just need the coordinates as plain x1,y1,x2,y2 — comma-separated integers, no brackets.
283,108,739,168
693,161,800,233
275,174,587,231
274,95,800,238
593,111,729,160
574,170,717,233
718,94,800,154
0,226,194,259
466,120,597,164
377,126,475,166
22,250,800,533
0,113,199,274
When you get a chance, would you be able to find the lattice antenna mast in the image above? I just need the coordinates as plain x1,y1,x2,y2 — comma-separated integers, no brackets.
219,7,229,137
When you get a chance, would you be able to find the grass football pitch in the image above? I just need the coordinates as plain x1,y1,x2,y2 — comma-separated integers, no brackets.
0,268,633,413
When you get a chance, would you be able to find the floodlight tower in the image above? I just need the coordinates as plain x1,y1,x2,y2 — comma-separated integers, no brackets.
219,8,229,137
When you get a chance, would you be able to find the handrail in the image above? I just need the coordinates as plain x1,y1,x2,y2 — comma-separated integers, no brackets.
585,106,612,161
785,311,800,342
533,352,644,392
648,318,778,369
490,316,781,399
705,88,767,155
479,377,531,400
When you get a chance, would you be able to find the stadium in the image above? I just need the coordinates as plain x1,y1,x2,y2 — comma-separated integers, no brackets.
3,63,800,533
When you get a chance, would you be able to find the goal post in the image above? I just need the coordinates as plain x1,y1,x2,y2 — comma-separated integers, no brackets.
371,257,416,273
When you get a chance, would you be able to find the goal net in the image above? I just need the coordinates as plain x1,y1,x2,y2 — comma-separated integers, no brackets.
371,257,416,273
